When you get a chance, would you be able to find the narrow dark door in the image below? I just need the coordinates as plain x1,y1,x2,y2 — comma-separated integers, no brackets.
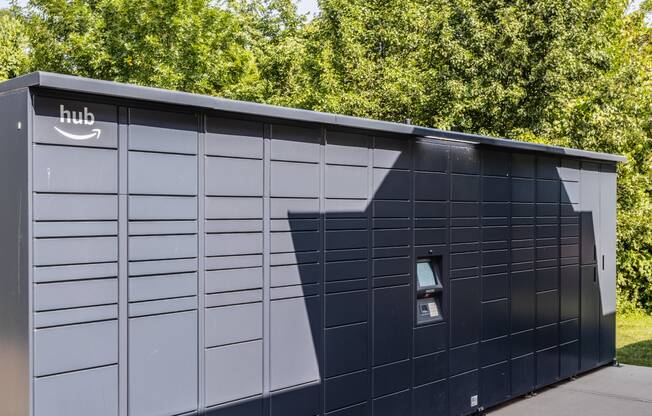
599,164,617,363
580,265,600,370
580,163,601,371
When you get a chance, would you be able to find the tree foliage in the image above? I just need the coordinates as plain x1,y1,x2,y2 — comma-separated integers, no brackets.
1,0,652,311
0,7,30,81
23,0,263,97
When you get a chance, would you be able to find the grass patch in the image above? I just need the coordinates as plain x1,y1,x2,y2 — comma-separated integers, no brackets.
617,311,652,367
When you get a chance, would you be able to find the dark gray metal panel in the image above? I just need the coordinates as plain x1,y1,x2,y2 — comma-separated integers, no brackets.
206,233,262,257
197,116,207,414
34,221,117,238
205,290,263,308
205,340,263,406
599,164,617,362
128,297,198,318
129,195,197,220
33,145,118,194
580,162,602,371
128,107,197,154
270,296,321,391
34,320,118,376
205,267,262,293
34,305,118,328
580,163,600,265
205,303,262,347
34,236,118,266
206,197,262,219
128,234,198,261
34,194,117,221
129,220,197,236
205,116,263,158
34,366,118,416
128,273,197,302
128,258,196,277
270,161,320,197
581,265,600,370
325,165,367,199
205,156,264,196
128,311,198,416
206,254,262,270
325,130,369,166
271,124,321,163
0,89,30,416
34,279,118,311
129,151,197,196
33,262,117,283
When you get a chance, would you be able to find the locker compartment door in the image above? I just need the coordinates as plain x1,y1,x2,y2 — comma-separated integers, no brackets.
129,311,198,416
580,265,600,371
599,164,617,363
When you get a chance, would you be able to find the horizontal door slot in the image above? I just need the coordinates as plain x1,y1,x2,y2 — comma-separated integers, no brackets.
34,262,118,283
34,320,118,376
34,365,118,416
128,297,198,318
34,237,118,266
128,273,198,303
34,305,118,329
33,145,117,194
35,279,118,311
34,221,118,238
34,194,118,221
129,258,197,277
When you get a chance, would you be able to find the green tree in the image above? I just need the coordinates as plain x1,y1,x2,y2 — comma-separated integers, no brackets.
23,0,263,98
0,7,30,81
265,0,652,311
1,0,651,311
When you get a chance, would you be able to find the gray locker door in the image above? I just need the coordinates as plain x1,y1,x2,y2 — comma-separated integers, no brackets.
129,311,198,416
599,164,617,363
580,163,600,370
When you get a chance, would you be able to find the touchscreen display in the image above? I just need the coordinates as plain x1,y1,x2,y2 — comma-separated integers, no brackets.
417,261,437,288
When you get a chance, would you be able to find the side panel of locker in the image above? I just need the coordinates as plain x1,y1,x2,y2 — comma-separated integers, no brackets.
579,163,600,371
559,159,581,378
599,164,617,364
0,89,31,416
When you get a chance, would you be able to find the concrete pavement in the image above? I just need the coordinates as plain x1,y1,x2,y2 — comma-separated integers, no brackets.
488,365,652,416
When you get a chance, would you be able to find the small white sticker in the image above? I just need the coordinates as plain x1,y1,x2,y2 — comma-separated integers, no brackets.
471,395,478,407
428,302,440,317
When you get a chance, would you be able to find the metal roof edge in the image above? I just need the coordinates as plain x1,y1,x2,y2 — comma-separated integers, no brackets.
0,72,627,163
0,72,41,94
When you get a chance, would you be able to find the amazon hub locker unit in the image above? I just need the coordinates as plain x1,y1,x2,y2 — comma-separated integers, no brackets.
0,73,624,416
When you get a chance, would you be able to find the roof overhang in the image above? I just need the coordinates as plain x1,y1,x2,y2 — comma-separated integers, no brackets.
0,72,627,163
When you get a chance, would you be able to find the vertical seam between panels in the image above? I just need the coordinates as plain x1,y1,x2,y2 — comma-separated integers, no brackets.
197,112,205,413
118,106,129,416
319,125,326,416
367,135,374,415
262,123,272,416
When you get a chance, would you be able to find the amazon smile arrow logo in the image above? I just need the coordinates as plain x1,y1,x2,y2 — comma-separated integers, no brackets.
54,126,102,140
55,104,102,141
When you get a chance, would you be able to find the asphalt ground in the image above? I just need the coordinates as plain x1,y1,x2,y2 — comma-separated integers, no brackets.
488,364,652,416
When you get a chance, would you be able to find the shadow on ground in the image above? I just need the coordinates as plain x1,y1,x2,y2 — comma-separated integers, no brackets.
617,339,652,367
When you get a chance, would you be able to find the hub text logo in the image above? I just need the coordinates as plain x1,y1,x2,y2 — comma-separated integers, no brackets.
55,104,102,140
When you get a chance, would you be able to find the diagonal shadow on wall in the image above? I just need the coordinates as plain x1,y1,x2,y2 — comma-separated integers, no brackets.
206,130,617,416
